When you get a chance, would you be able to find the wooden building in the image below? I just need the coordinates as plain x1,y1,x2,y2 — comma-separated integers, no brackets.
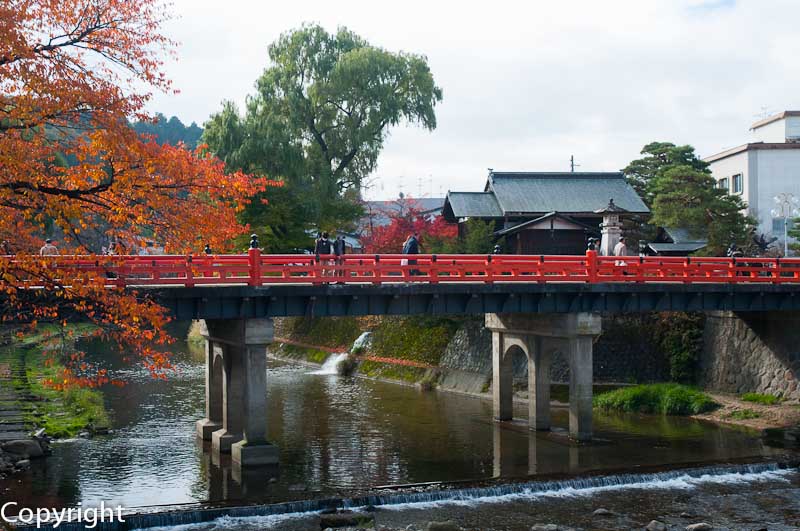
442,171,649,255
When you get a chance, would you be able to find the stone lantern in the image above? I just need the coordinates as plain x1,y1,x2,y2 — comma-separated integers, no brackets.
594,199,627,256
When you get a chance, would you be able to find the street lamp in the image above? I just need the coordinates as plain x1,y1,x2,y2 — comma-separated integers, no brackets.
771,193,800,257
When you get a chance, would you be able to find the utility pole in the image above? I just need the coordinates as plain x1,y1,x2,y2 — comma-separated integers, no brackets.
570,155,580,173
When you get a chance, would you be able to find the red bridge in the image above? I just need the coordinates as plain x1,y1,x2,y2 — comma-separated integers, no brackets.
10,249,800,288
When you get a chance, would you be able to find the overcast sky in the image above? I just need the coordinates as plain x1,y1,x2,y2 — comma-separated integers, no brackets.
147,0,800,200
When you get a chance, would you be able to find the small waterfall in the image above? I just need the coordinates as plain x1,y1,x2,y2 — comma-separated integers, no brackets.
310,353,349,375
18,461,797,531
351,331,371,352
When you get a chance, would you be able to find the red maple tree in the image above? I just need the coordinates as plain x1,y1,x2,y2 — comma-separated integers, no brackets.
361,199,457,254
0,0,274,386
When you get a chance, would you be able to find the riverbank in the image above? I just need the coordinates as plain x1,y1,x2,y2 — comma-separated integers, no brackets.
0,325,110,478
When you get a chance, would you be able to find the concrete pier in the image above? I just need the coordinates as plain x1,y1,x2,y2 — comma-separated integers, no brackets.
196,318,278,467
195,339,222,440
486,312,601,441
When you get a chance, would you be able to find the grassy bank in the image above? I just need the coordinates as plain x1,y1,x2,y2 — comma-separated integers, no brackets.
0,325,111,438
277,316,466,367
275,343,333,364
594,383,718,416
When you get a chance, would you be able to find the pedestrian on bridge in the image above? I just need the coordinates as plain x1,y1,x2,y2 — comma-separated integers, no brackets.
333,235,346,278
39,238,58,256
613,236,628,269
315,232,334,276
402,232,420,275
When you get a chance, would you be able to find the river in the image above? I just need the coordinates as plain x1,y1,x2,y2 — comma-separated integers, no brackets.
1,339,798,529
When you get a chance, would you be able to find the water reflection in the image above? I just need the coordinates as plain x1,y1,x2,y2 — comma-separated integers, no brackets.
0,342,787,513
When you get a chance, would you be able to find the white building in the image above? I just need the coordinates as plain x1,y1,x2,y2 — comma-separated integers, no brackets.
705,111,800,252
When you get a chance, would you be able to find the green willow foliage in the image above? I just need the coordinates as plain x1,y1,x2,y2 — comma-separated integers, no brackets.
203,24,443,251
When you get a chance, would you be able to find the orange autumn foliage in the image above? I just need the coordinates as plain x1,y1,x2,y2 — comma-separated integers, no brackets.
0,0,271,386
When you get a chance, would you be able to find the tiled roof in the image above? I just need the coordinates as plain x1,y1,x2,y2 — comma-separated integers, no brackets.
487,172,649,215
443,192,503,219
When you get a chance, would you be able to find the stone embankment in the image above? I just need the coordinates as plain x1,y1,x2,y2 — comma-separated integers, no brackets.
701,311,800,400
0,345,48,478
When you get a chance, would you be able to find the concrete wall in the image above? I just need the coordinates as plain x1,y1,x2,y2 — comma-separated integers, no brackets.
708,150,752,217
709,147,800,245
753,119,787,143
701,311,800,400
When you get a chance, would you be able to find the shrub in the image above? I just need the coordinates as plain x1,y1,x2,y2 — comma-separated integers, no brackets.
418,372,439,391
741,392,782,406
594,383,718,416
337,355,359,376
654,313,705,383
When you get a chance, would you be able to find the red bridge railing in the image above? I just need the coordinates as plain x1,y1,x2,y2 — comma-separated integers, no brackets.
5,249,800,288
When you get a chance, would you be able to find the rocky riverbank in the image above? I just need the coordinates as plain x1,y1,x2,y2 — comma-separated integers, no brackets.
0,436,48,478
0,325,109,479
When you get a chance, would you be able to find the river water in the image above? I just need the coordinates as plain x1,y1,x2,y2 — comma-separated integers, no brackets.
1,340,797,529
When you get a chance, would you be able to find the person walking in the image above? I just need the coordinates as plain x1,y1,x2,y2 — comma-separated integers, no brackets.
39,238,58,256
333,235,346,279
613,236,628,257
402,232,420,275
315,232,334,276
613,236,628,270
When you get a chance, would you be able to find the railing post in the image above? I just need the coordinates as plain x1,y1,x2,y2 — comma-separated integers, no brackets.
586,249,597,283
430,254,438,284
186,254,195,287
248,248,262,287
373,255,381,285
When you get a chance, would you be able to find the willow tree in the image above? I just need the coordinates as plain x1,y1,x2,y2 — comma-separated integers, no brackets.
204,24,443,250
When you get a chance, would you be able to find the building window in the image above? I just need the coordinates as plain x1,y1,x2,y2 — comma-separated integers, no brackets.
732,174,743,194
717,177,729,191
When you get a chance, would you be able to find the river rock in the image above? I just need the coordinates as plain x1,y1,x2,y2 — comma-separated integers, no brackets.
319,510,373,528
593,508,614,516
1,439,43,458
530,525,560,531
15,459,31,470
686,524,713,531
425,522,461,531
646,521,667,531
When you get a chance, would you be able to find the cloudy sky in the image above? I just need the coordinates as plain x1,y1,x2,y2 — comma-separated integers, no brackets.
148,0,800,199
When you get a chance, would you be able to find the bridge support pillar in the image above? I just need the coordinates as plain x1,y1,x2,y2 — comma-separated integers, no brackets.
199,318,278,467
486,313,601,441
196,339,223,440
491,332,514,421
529,336,551,431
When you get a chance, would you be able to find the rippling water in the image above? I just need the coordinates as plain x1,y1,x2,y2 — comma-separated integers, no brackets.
0,338,789,513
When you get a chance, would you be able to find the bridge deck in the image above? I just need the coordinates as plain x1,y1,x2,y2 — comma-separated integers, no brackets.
153,282,800,318
6,251,800,317
6,250,800,287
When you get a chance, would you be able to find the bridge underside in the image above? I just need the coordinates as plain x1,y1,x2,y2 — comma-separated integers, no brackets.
153,283,800,319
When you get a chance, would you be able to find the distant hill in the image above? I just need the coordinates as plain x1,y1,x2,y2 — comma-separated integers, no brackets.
132,113,203,149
